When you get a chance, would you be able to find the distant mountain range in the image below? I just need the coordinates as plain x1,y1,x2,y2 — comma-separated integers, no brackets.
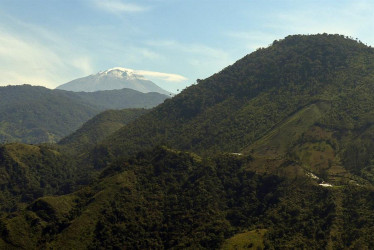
0,85,168,143
56,67,173,96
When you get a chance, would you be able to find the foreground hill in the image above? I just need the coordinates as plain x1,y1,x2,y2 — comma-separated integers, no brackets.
1,147,374,249
0,85,168,143
56,67,172,95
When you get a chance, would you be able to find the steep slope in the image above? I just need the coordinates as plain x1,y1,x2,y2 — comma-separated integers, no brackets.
0,85,168,143
56,67,172,95
59,108,149,151
0,85,98,144
0,143,78,214
1,147,374,249
102,34,374,159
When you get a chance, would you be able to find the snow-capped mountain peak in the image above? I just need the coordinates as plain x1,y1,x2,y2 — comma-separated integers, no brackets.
56,67,172,95
98,67,147,80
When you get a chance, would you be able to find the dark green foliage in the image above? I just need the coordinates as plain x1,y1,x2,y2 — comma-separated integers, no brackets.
90,148,235,249
59,108,148,152
0,85,168,144
0,85,98,144
103,34,374,157
341,186,374,248
0,143,77,214
3,147,374,249
0,147,278,249
74,88,169,110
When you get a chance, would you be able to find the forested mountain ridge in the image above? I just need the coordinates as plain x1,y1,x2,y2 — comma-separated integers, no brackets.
0,85,168,144
0,85,97,144
2,34,374,248
102,34,374,159
74,88,168,110
0,143,78,214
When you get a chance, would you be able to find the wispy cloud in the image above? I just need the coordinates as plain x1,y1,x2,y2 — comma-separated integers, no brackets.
224,0,374,55
108,67,187,82
0,15,95,88
94,0,148,13
145,39,233,71
226,31,277,51
137,69,187,82
146,39,230,59
269,0,374,42
71,57,95,76
144,39,234,86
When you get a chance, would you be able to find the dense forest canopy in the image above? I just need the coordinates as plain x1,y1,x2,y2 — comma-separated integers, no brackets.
103,34,374,157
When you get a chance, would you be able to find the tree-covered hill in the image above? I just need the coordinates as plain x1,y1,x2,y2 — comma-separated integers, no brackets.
0,143,78,214
1,147,374,249
0,85,168,144
59,108,149,152
102,34,374,160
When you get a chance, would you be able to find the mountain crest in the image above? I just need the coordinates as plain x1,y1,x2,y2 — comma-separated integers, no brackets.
98,67,147,80
56,67,172,95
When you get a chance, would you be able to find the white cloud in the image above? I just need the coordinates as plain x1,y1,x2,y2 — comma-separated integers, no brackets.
0,31,64,87
225,0,374,55
0,24,94,88
138,48,161,60
144,39,234,88
146,39,230,60
226,31,277,51
71,57,95,76
271,0,374,42
136,69,187,82
145,39,233,74
108,67,187,82
94,0,148,13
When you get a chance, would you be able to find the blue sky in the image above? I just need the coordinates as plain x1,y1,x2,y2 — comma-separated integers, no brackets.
0,0,373,92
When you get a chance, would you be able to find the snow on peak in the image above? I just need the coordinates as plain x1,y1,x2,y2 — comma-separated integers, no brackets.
98,67,146,80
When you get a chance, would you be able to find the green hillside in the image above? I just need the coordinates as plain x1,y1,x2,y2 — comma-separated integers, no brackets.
0,85,168,144
0,143,78,214
102,34,374,159
59,108,149,151
1,147,374,249
0,85,98,144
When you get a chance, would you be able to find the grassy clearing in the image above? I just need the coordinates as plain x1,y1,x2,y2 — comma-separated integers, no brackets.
245,102,329,157
222,229,267,250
